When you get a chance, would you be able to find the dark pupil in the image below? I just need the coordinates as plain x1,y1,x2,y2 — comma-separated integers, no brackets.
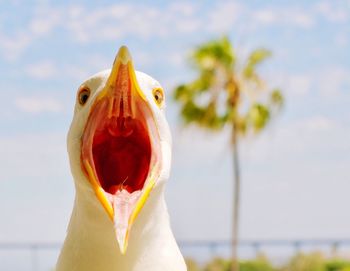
81,92,89,104
155,94,159,100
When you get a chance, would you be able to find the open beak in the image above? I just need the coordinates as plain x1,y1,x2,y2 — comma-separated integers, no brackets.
81,46,161,254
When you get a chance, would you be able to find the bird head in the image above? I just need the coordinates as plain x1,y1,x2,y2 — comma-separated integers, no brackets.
67,46,171,254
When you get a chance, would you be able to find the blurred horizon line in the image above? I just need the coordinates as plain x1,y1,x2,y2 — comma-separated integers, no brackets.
2,238,350,249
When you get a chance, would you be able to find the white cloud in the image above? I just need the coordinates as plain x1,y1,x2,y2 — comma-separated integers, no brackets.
254,9,276,24
0,4,62,60
252,7,315,29
29,5,62,35
292,115,336,132
286,74,312,97
250,1,349,30
25,60,57,80
62,3,201,42
15,96,63,114
0,31,32,61
315,1,349,23
335,32,348,48
207,2,242,32
0,132,67,179
2,1,347,61
301,116,335,132
240,114,348,169
168,2,196,16
271,66,350,100
316,66,350,97
23,53,112,82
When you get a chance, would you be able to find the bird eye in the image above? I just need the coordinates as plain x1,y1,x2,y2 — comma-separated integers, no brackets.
78,86,90,105
152,88,164,106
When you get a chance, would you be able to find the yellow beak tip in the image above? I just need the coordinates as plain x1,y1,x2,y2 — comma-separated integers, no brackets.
120,247,127,255
116,45,132,65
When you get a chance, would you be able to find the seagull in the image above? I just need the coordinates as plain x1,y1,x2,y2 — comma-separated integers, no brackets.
56,46,187,271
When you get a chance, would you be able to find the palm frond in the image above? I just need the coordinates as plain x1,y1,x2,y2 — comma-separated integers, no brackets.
192,36,235,71
243,48,271,82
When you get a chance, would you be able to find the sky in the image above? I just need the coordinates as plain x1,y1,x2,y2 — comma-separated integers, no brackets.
0,0,350,268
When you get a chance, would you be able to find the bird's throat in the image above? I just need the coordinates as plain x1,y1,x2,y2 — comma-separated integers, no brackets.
92,115,152,194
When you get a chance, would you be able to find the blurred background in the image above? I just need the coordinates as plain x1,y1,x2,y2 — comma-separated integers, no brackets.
0,0,349,270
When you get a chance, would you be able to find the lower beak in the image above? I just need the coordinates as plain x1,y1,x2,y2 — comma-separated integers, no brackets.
81,46,159,254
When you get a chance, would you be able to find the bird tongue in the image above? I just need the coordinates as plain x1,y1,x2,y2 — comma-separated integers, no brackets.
106,189,142,252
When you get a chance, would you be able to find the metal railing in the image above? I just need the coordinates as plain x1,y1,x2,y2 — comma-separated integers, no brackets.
180,239,350,254
1,239,350,271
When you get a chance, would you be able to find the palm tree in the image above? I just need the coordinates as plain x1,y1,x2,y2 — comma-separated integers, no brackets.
173,37,283,271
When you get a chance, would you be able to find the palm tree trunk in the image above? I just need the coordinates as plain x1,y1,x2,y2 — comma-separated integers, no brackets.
231,124,241,271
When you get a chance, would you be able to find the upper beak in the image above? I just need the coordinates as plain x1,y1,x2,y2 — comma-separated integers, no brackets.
81,46,159,254
96,46,146,118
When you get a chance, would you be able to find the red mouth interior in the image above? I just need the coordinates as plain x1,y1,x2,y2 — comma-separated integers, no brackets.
92,116,151,194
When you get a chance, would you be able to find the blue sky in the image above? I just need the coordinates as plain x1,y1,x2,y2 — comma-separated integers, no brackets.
0,0,350,262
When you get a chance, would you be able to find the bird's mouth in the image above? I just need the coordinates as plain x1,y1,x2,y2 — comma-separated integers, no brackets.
80,46,161,254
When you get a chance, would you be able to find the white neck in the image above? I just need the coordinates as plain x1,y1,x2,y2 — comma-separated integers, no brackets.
56,183,186,271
